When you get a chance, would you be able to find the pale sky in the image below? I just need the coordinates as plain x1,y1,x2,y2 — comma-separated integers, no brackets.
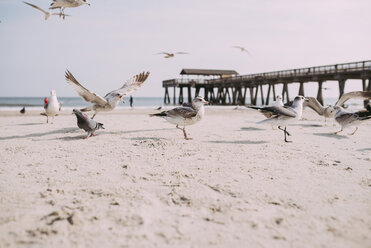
0,0,371,98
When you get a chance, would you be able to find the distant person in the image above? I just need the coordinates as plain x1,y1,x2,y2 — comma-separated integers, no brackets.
129,95,133,108
20,107,26,114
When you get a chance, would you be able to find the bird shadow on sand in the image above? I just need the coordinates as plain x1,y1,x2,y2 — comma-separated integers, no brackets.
15,122,44,126
123,137,169,141
312,132,348,139
291,123,323,128
238,127,265,131
104,128,174,135
0,127,79,141
357,148,371,152
207,140,268,145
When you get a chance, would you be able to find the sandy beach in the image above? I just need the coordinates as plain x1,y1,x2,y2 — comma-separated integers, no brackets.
0,107,370,248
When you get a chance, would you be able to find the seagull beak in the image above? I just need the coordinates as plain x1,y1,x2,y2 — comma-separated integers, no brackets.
204,100,209,105
304,97,309,102
120,96,125,103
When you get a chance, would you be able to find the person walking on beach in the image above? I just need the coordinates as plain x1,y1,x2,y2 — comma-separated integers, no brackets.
129,95,133,108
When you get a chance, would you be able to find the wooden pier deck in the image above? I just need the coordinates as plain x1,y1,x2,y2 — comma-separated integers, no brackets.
162,60,371,106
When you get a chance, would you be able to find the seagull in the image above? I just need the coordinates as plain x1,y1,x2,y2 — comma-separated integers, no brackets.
156,52,189,58
305,91,371,124
73,109,104,139
274,95,284,107
40,90,62,123
232,46,250,54
65,70,150,119
333,104,371,135
49,0,90,15
150,96,209,140
23,2,69,20
248,96,308,142
20,107,26,114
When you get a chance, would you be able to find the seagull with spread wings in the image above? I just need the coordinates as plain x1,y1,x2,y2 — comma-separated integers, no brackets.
65,70,150,119
156,52,189,58
232,46,250,54
24,1,69,20
305,91,371,121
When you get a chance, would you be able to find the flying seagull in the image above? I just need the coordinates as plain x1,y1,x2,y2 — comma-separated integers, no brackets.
156,52,189,58
73,109,104,139
40,90,62,123
50,0,90,15
150,96,209,140
305,91,371,124
333,104,371,135
248,96,308,142
65,70,150,119
23,2,69,20
232,46,250,54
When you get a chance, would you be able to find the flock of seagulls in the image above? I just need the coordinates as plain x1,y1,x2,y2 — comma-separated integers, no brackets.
37,88,370,141
39,70,150,138
248,91,371,142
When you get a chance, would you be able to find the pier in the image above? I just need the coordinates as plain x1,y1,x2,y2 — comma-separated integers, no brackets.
162,60,371,106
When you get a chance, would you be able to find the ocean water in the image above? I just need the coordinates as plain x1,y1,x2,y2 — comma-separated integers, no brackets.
0,96,366,111
0,97,164,110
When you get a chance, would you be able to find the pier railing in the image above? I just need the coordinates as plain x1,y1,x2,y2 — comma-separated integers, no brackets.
206,60,371,84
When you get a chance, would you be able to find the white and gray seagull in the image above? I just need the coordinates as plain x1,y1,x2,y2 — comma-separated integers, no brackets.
49,0,90,15
304,91,371,125
150,96,209,140
24,1,69,20
248,96,308,142
65,70,150,119
332,104,371,135
232,46,250,54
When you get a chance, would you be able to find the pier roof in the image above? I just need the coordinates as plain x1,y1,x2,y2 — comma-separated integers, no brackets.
180,69,238,76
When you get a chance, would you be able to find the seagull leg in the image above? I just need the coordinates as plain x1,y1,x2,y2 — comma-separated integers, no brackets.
85,132,90,139
46,116,49,123
182,127,192,140
278,126,292,143
176,125,182,130
91,114,96,119
348,127,358,135
333,127,343,135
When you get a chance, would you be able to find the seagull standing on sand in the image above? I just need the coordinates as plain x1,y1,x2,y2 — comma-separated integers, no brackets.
65,70,150,119
248,96,308,142
41,90,61,123
49,0,90,15
332,104,371,135
150,96,209,140
73,109,104,139
23,2,69,20
156,52,189,58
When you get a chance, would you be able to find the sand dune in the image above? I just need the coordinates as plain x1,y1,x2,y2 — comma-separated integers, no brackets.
0,108,370,247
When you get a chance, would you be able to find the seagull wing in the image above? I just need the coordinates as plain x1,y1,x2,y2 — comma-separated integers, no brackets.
157,52,171,56
23,1,49,15
166,106,197,119
248,106,297,118
335,91,371,106
304,97,325,115
65,70,107,105
105,72,150,98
